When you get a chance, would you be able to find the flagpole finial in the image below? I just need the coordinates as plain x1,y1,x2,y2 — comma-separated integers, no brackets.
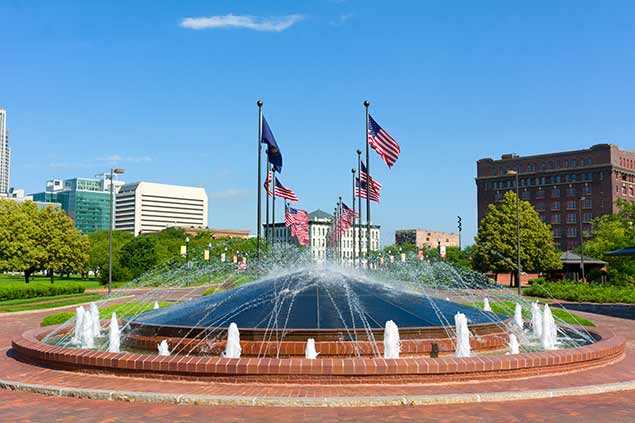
356,149,362,155
364,100,370,108
257,100,263,107
352,168,356,174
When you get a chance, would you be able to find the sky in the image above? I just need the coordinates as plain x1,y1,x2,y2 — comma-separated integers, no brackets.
2,1,635,245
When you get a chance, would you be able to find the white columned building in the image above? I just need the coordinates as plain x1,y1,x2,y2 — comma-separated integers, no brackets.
115,182,208,236
267,209,381,261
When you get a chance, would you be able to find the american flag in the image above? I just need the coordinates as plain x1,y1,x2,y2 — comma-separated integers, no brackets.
368,114,400,168
338,202,357,235
355,178,380,202
264,171,299,202
360,161,382,191
285,207,309,246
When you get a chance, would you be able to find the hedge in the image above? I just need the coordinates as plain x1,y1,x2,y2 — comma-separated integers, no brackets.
525,280,635,304
0,283,85,302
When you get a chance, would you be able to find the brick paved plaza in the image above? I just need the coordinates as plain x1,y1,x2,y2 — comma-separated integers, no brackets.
1,293,634,422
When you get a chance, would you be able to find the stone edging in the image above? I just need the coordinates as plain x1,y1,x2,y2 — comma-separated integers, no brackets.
0,378,634,407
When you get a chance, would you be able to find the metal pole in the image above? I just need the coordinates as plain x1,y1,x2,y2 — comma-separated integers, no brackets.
285,201,289,245
515,172,521,296
352,168,356,267
364,100,371,266
108,168,114,296
256,100,263,260
272,168,276,252
265,159,270,252
334,206,338,262
357,150,362,267
579,196,586,281
338,197,342,263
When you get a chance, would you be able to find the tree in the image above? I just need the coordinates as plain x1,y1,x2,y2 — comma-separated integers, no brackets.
473,192,561,283
0,200,47,282
583,200,635,285
119,236,159,279
445,246,472,269
87,230,134,279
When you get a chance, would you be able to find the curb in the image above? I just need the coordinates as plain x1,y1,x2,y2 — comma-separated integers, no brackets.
1,378,634,407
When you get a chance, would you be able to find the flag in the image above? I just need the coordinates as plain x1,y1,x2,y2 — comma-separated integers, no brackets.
338,203,357,235
285,207,309,246
368,114,400,168
270,176,298,202
360,161,383,190
261,116,283,173
355,178,380,202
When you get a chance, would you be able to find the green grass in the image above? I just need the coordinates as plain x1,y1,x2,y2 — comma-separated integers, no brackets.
469,301,595,327
0,293,96,306
524,281,635,304
0,294,105,313
0,274,129,290
40,301,173,327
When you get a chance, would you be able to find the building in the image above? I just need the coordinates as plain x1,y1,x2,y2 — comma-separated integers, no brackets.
476,143,635,250
0,187,61,210
395,229,460,249
266,209,381,261
0,108,9,194
31,174,125,233
176,227,251,239
115,182,208,236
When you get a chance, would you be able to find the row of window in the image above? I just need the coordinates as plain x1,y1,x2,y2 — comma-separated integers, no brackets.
551,225,591,238
487,173,595,190
539,212,593,225
534,199,593,211
493,157,594,176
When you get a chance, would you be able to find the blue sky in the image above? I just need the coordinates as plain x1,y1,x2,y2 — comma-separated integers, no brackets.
2,1,635,245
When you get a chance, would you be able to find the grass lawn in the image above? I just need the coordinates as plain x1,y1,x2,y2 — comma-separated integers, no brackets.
41,301,173,327
468,301,595,327
0,294,105,313
0,274,128,290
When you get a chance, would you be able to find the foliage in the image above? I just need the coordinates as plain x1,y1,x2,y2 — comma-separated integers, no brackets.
473,192,561,276
0,282,85,301
468,300,594,326
525,280,635,303
583,199,635,286
40,301,172,327
445,246,472,269
119,236,158,279
87,230,134,280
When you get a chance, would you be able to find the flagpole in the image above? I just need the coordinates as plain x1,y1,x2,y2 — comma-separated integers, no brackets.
356,149,362,268
265,158,270,252
333,206,338,262
338,196,342,264
272,168,276,252
257,100,263,260
364,100,371,267
351,168,356,267
285,202,289,245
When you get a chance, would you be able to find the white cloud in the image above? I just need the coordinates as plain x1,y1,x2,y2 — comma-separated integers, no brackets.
180,14,303,32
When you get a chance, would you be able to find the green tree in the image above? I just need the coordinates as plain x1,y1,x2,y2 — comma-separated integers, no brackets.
445,246,472,269
119,236,159,279
473,192,561,284
583,200,635,285
87,230,134,279
0,200,47,282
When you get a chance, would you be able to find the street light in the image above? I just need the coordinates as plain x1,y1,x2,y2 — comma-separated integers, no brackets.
207,242,212,283
507,170,522,296
108,168,125,296
579,196,586,281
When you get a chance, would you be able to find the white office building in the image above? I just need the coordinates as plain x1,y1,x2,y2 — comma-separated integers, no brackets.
0,109,10,194
115,182,208,236
267,209,380,261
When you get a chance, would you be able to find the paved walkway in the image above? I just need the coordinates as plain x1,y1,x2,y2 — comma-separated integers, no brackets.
1,297,634,421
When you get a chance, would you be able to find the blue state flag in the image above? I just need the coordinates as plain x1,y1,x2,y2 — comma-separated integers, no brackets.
261,116,283,173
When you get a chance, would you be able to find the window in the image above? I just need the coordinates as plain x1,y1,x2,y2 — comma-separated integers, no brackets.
556,175,562,183
579,158,585,167
553,228,561,238
536,201,545,211
567,227,578,238
521,191,531,200
540,214,547,223
588,157,593,165
536,189,545,199
566,213,577,224
567,186,576,196
552,187,561,197
565,159,569,168
549,161,554,169
551,214,561,224
583,212,593,223
551,201,560,211
556,159,561,168
583,198,592,209
572,159,577,168
566,200,577,210
582,185,592,195
622,185,627,195
630,187,634,197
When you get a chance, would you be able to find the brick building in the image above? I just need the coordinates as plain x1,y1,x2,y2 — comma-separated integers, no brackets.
476,144,635,250
395,229,460,249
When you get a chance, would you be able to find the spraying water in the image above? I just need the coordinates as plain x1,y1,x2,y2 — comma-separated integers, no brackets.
89,302,101,338
223,322,241,359
157,340,170,356
153,301,159,310
508,333,520,354
383,320,400,359
454,313,471,358
541,304,558,350
80,309,95,349
108,312,120,353
70,306,85,345
483,297,492,312
531,302,543,338
513,303,523,329
305,338,319,359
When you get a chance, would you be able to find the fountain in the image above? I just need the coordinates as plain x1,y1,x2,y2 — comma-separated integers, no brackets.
157,340,170,356
541,304,558,350
531,302,543,338
153,301,159,310
454,312,471,358
508,333,519,354
108,313,120,353
483,297,492,312
89,302,101,338
513,303,523,329
383,320,400,359
223,323,241,359
70,306,85,345
305,338,319,359
80,308,94,349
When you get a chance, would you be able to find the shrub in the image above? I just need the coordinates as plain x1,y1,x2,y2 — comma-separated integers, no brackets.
0,283,85,301
525,280,635,303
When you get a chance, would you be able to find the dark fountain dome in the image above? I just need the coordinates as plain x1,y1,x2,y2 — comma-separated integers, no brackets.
128,269,507,341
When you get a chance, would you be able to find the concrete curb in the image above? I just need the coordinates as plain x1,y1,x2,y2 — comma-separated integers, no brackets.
1,378,634,407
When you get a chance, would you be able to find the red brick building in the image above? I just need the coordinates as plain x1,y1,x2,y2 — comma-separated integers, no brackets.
476,144,635,250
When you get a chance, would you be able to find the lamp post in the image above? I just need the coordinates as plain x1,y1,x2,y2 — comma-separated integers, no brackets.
108,168,125,296
207,242,212,283
579,196,586,281
507,170,522,296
